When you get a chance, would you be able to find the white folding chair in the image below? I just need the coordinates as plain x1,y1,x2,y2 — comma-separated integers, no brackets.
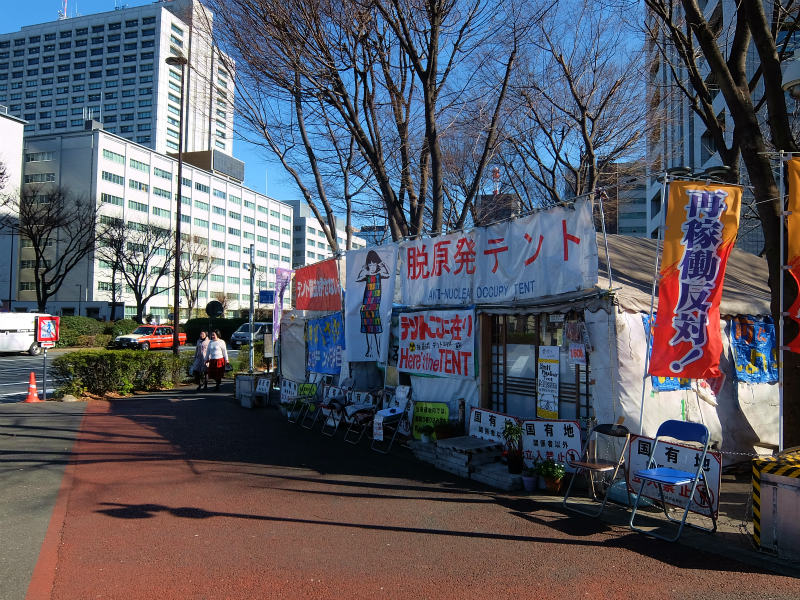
371,385,412,454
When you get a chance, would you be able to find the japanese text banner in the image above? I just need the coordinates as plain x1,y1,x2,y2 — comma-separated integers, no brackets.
397,308,476,378
400,198,598,307
344,245,398,363
649,181,741,378
306,312,345,375
787,159,800,353
294,258,342,311
272,267,292,344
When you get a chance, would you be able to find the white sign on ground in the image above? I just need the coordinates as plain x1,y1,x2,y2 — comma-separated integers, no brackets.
521,419,582,470
626,434,721,518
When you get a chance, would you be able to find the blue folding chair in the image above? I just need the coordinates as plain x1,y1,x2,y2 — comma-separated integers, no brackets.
629,419,717,542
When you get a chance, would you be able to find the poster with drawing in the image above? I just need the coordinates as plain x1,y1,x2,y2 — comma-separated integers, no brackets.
344,245,398,362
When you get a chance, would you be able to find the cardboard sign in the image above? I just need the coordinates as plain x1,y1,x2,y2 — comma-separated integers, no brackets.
521,419,582,470
467,408,518,444
627,433,721,518
397,308,476,378
536,346,559,419
411,402,449,439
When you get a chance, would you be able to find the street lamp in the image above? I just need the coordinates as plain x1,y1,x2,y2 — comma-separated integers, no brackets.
76,283,82,316
166,53,188,356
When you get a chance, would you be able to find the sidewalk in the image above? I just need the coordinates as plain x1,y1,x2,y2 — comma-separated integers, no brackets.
2,385,798,600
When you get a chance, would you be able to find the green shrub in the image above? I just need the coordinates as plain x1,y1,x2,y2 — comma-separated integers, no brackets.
107,319,138,338
57,316,105,347
183,317,246,344
52,350,192,397
232,341,266,372
74,334,112,348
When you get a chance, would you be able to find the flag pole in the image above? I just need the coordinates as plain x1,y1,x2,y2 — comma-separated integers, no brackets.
640,172,669,435
779,151,785,452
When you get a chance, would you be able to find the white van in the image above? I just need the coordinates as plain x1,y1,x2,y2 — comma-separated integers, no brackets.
0,313,50,355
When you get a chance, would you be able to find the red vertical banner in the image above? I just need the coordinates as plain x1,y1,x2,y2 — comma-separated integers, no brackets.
786,159,800,353
649,181,741,378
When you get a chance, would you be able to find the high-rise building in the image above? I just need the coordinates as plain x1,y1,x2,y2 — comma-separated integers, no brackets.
16,127,292,319
643,0,798,254
0,0,233,157
0,106,26,311
288,200,367,268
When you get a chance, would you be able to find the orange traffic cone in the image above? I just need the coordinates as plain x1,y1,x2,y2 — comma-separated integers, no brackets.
24,371,41,403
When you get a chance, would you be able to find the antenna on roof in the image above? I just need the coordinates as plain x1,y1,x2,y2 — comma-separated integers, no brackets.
58,0,68,20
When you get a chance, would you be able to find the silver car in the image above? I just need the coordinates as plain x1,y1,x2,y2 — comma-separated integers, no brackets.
230,322,271,348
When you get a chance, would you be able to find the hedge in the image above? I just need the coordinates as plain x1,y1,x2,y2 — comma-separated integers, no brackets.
183,317,247,344
52,349,193,397
57,316,105,347
232,341,267,372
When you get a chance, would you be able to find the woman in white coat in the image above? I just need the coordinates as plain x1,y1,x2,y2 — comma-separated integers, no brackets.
204,329,229,391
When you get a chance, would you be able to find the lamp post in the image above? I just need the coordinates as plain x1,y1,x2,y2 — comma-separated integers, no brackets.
76,284,82,316
166,53,188,356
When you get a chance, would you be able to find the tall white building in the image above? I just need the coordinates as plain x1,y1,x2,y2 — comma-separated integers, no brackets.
288,200,367,268
644,0,798,253
0,106,26,311
0,0,233,157
18,127,292,319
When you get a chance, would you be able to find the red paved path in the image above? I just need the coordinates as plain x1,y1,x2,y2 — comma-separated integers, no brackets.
25,395,800,599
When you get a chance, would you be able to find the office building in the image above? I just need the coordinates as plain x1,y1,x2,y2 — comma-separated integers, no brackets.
17,127,292,319
0,106,26,311
643,0,798,253
288,200,366,268
0,0,233,157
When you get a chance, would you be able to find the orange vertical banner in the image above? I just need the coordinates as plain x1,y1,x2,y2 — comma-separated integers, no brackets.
786,159,800,353
649,181,742,378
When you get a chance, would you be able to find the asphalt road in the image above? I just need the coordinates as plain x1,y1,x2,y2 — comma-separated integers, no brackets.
0,347,238,404
7,390,799,600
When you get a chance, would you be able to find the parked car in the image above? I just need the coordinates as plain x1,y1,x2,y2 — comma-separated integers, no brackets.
108,325,187,350
0,312,51,355
230,322,271,348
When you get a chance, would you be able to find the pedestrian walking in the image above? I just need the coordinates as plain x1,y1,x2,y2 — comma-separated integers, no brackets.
192,330,210,390
204,329,229,391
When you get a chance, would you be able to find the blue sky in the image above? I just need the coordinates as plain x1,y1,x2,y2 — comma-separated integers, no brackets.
5,0,296,202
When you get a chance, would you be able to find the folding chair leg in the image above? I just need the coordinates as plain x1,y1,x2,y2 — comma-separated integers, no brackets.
320,409,341,437
371,418,401,454
344,419,369,445
630,478,715,542
300,402,318,429
287,404,305,424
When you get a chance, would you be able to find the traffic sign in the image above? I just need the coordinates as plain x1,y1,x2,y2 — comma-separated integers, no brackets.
205,300,224,318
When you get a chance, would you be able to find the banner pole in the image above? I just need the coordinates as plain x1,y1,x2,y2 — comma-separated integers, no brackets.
596,189,614,290
639,173,669,434
779,151,785,452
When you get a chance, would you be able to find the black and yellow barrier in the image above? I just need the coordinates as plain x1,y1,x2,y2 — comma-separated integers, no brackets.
752,451,800,548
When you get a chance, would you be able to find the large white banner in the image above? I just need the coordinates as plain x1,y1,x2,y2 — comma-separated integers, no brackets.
396,308,476,378
344,245,398,362
399,198,597,306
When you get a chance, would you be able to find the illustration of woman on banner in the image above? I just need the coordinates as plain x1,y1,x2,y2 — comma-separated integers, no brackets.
356,250,390,358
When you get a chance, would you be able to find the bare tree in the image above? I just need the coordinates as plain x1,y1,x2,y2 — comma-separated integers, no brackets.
498,0,648,209
207,0,536,241
0,186,101,312
178,235,217,318
96,219,175,323
642,0,800,445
